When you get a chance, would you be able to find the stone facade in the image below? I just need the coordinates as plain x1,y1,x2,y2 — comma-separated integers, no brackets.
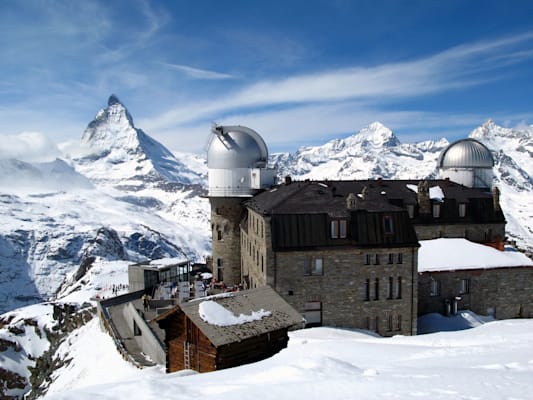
210,197,244,286
414,222,505,243
418,267,533,319
241,209,271,289
242,211,418,337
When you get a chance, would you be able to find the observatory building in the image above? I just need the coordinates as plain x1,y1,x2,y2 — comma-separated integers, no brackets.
438,138,494,189
206,125,276,285
205,125,532,336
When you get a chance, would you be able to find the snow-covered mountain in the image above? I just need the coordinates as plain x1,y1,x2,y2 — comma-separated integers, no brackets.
74,94,203,191
272,120,533,254
271,121,449,181
0,96,211,315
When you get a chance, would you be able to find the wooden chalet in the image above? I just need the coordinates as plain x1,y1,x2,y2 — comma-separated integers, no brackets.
153,285,304,373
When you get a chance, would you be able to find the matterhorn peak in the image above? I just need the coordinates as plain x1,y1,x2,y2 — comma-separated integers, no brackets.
107,94,123,107
81,95,137,150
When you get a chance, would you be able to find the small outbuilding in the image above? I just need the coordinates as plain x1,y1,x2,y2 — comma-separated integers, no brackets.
154,285,304,373
418,238,533,319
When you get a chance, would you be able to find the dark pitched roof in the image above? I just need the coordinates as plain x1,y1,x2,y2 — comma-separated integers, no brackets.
155,286,304,347
245,179,496,215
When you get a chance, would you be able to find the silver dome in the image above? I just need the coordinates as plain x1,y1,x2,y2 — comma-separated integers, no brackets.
438,138,494,169
207,125,269,169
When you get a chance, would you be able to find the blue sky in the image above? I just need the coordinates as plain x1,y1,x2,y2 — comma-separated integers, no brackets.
1,0,533,159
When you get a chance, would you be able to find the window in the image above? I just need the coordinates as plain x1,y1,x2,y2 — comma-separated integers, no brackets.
432,203,441,218
430,278,440,296
315,258,323,275
367,316,378,332
330,219,347,239
304,257,323,276
387,314,393,331
374,254,380,265
330,220,338,239
397,253,403,264
396,277,402,299
303,258,311,275
217,258,224,281
460,278,470,294
388,254,394,264
407,204,415,219
383,216,394,234
364,279,370,301
387,277,393,299
395,314,402,331
459,203,466,218
217,230,222,240
339,220,347,238
133,320,142,336
304,302,322,327
374,278,379,300
364,254,371,265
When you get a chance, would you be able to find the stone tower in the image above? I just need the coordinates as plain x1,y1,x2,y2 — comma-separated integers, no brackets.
206,125,276,286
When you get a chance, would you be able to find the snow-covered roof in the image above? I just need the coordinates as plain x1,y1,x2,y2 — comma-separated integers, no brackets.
198,300,271,326
156,286,304,347
418,238,533,272
147,257,190,270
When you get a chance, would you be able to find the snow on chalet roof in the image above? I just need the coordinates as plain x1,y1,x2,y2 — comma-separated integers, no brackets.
158,286,304,347
406,184,445,201
419,238,533,272
198,300,271,326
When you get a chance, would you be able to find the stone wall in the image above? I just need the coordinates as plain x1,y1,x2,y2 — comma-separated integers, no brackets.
241,210,271,289
210,197,244,285
418,266,533,319
414,222,505,242
269,247,418,336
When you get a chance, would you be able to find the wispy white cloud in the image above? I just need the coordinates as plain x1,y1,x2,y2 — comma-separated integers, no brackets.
142,31,533,138
161,63,234,80
0,132,62,162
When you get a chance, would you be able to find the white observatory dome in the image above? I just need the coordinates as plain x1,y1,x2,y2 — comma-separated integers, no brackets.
207,125,276,197
438,138,494,188
438,138,494,169
207,125,268,169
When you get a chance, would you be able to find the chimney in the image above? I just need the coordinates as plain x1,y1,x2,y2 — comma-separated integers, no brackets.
417,180,431,214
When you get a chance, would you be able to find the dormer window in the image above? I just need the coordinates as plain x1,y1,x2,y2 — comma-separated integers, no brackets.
330,219,347,239
383,216,394,234
459,203,466,218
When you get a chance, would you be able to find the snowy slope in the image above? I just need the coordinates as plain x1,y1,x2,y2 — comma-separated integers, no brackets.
42,317,533,400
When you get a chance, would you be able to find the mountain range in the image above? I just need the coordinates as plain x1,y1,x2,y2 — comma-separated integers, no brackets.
0,96,531,316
